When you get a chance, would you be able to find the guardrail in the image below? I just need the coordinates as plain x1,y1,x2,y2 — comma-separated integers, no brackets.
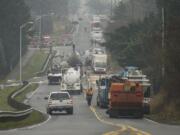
0,83,33,120
0,108,33,118
36,52,53,76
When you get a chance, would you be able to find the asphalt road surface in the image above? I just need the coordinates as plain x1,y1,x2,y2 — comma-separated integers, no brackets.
0,83,116,135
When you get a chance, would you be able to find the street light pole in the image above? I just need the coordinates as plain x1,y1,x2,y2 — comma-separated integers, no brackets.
110,0,113,17
39,16,42,48
19,22,33,83
20,25,23,83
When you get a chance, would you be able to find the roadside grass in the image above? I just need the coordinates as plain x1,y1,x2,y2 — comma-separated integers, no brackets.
22,50,49,80
15,83,39,102
0,110,46,130
0,50,49,83
147,90,180,125
0,86,21,111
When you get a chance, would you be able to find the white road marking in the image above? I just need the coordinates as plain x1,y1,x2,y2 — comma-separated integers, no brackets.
145,118,161,125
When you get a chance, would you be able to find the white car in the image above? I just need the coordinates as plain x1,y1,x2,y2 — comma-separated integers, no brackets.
46,91,73,115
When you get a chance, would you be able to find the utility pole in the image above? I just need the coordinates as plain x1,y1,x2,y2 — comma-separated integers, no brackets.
39,16,42,48
131,0,135,21
161,7,165,78
110,0,113,17
19,22,33,83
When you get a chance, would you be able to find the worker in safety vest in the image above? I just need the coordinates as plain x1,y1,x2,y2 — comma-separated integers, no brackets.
86,87,93,106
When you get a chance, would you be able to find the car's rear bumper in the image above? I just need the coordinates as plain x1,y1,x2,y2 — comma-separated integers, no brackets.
47,106,73,111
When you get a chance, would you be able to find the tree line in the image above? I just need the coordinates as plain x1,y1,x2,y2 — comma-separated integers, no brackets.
104,0,180,117
0,0,30,77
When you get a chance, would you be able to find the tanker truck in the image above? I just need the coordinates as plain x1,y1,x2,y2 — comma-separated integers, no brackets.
60,67,82,95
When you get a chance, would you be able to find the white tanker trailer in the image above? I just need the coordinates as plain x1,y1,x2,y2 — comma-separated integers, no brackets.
60,67,82,94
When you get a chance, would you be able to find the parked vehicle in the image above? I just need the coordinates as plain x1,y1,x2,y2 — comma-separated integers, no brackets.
47,73,62,85
46,91,73,115
120,66,151,114
92,53,107,73
108,81,144,118
96,74,123,108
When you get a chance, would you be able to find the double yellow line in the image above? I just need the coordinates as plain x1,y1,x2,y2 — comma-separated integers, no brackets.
90,106,151,135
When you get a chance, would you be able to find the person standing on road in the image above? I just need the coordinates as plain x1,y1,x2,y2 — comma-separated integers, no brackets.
86,87,93,106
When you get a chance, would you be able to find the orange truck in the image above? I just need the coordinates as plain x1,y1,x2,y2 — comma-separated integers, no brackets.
108,82,144,118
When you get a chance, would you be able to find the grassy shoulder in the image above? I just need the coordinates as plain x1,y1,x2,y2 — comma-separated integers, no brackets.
0,110,46,130
0,86,21,111
15,83,38,102
146,90,180,125
22,50,49,80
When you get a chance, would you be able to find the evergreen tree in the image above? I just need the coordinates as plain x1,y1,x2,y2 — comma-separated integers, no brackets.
0,0,30,76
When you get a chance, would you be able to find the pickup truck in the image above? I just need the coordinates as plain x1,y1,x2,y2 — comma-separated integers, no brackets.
108,82,144,118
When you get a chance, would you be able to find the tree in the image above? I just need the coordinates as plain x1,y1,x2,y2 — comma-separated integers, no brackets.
0,0,30,77
104,0,162,93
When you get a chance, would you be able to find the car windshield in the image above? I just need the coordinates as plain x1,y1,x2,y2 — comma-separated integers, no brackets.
50,93,69,100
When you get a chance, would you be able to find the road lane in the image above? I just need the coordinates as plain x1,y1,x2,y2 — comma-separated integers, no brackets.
0,83,117,135
89,74,180,135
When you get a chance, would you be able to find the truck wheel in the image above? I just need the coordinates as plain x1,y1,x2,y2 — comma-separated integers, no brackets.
109,110,118,118
135,110,144,118
67,108,73,115
109,113,117,118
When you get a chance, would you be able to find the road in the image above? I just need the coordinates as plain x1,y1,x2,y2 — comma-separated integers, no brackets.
0,0,180,135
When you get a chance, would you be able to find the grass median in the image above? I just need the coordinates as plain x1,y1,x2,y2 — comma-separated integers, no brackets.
15,83,38,102
22,50,49,80
0,86,21,111
0,83,47,130
0,110,46,130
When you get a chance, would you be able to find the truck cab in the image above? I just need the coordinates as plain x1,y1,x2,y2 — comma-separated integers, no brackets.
92,54,107,73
